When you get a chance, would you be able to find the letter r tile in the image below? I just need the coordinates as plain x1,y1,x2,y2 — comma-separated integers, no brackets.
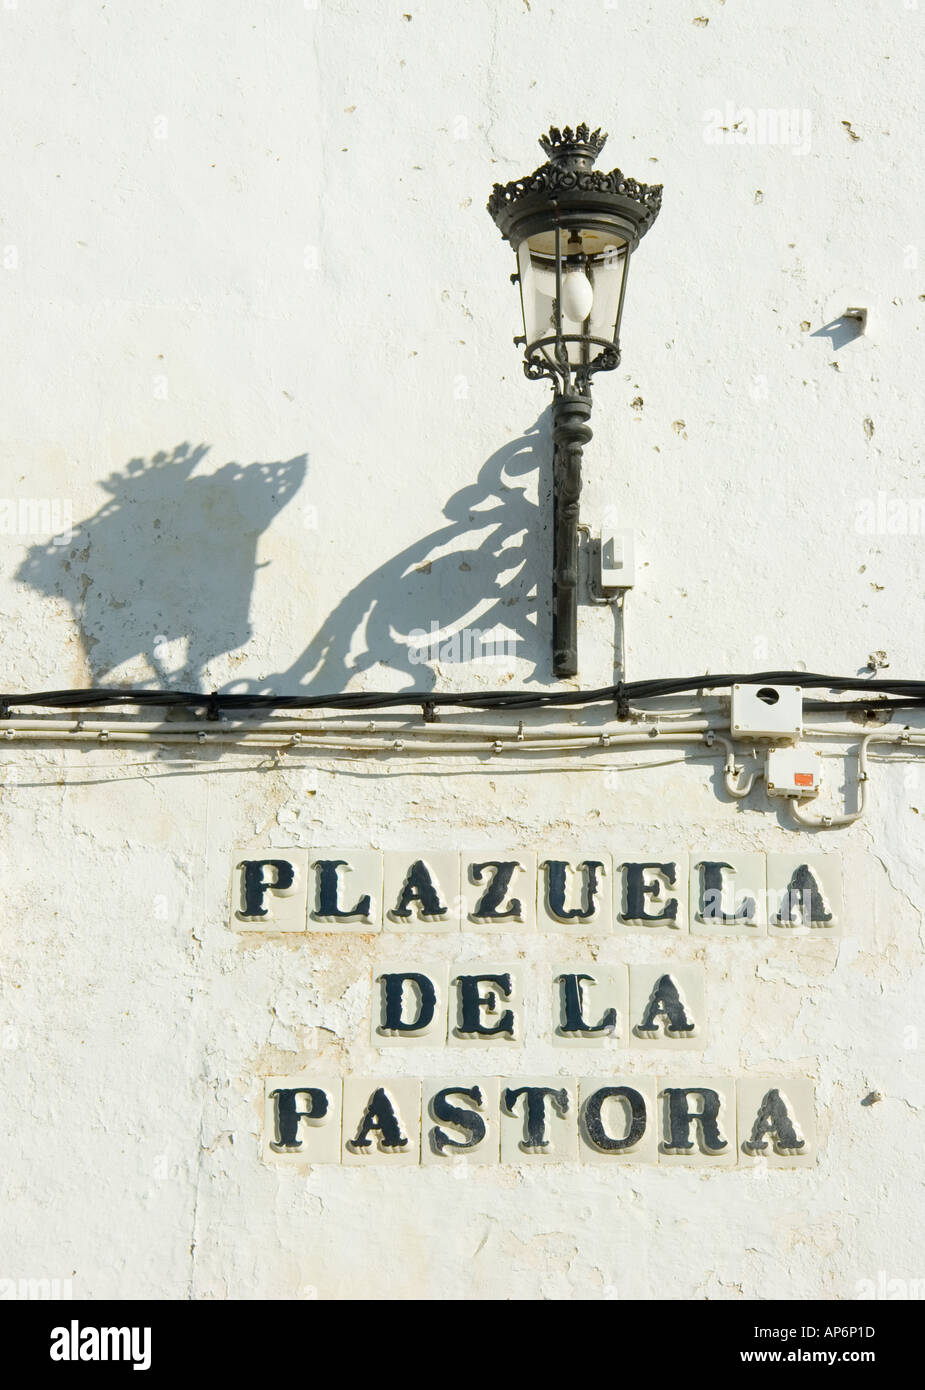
656,1076,737,1166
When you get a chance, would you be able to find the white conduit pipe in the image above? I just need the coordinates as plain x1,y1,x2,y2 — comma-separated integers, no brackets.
0,727,715,755
0,715,719,741
2,719,925,831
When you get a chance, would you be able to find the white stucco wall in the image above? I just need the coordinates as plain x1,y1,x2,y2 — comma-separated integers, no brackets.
1,0,923,1300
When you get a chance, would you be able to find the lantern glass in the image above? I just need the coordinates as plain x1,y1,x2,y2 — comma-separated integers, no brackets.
517,226,629,373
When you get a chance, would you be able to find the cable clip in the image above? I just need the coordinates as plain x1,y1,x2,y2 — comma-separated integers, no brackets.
207,692,221,722
615,682,630,721
0,701,9,721
422,701,438,723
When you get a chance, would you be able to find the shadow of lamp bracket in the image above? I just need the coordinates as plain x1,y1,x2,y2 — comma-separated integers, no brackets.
488,123,662,677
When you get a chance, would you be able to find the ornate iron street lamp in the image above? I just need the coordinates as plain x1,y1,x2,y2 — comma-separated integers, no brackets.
487,124,662,677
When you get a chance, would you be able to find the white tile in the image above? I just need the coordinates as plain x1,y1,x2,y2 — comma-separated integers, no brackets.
500,1076,579,1163
537,853,613,933
448,963,520,1043
689,852,767,936
263,1075,342,1165
656,1077,737,1165
629,964,706,1049
307,849,382,931
421,1077,501,1165
550,965,628,1047
737,1076,817,1168
383,853,461,932
370,964,448,1046
461,852,537,931
342,1078,421,1165
767,853,843,938
615,855,689,934
230,847,308,931
578,1076,658,1163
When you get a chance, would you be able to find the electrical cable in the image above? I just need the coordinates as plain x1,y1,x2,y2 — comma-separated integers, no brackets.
3,670,925,715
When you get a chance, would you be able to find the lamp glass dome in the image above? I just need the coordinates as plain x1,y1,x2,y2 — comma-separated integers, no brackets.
517,225,630,371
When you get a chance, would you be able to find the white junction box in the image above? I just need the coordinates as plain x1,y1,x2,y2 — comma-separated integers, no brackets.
599,529,635,592
730,683,803,741
765,747,822,798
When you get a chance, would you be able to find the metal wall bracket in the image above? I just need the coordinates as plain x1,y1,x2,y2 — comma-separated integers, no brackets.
551,391,593,677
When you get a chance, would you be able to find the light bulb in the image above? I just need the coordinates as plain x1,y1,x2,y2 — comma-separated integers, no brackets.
560,267,594,323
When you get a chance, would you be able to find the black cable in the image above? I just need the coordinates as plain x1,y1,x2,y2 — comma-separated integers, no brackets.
2,672,925,715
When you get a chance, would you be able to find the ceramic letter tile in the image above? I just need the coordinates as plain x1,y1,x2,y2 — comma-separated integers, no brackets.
263,1075,342,1166
578,1076,658,1163
421,1077,501,1166
500,1075,578,1163
383,852,461,932
231,848,308,931
615,854,689,934
449,962,520,1043
307,849,382,931
536,853,613,933
370,964,449,1046
461,851,537,932
550,965,628,1048
767,853,842,939
737,1076,817,1168
342,1078,421,1166
629,964,706,1050
689,851,766,937
656,1076,737,1166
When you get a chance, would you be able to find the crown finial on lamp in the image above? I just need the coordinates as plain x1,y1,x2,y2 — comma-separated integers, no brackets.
538,123,608,168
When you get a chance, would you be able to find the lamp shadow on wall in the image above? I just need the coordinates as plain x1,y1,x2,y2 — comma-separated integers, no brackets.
264,412,552,694
15,442,308,690
15,418,550,695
